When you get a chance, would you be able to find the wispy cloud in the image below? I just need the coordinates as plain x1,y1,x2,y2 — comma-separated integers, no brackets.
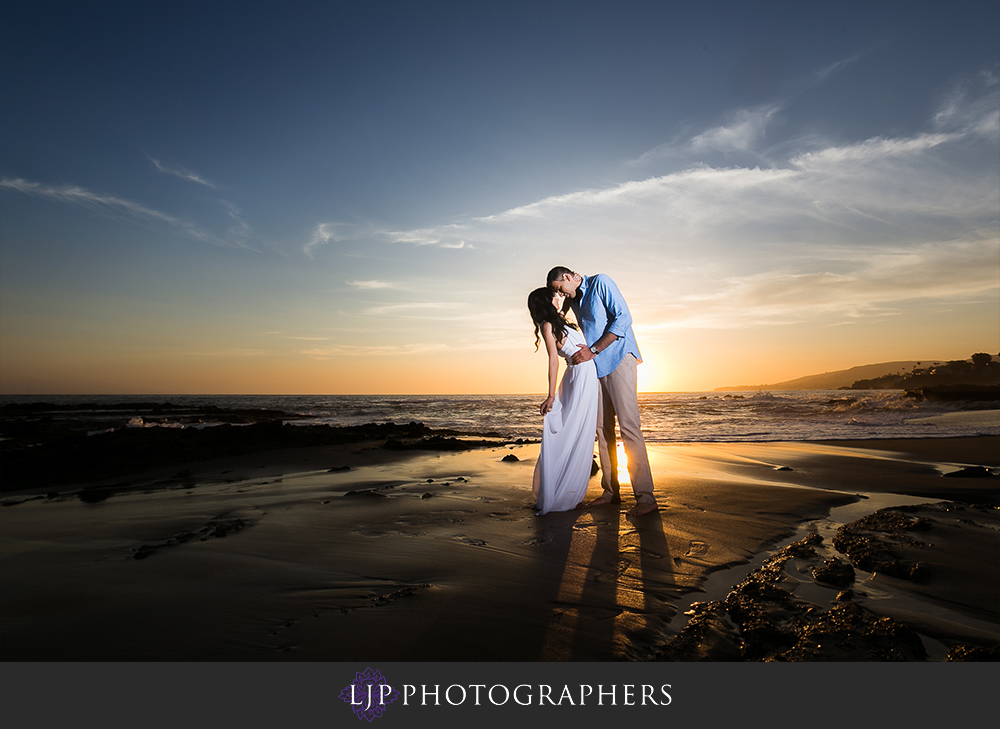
629,104,781,166
386,225,472,249
299,343,450,358
643,235,999,331
815,50,868,81
386,228,446,246
147,155,217,188
180,348,268,357
0,177,251,248
2,177,181,224
147,156,255,246
359,302,473,320
304,221,474,256
222,201,252,245
631,50,882,168
690,104,781,153
790,132,957,168
347,280,392,289
932,70,1000,136
302,223,357,258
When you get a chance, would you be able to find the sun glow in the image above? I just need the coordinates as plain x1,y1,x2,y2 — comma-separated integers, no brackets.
616,441,631,486
636,356,664,393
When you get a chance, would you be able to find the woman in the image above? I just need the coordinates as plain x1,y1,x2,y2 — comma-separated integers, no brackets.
527,287,599,515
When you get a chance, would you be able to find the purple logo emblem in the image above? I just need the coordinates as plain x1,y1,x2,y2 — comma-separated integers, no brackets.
340,667,400,721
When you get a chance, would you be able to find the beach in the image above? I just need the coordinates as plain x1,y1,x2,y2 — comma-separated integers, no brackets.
1,427,997,662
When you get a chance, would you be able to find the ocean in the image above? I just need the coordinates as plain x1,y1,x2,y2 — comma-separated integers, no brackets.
2,391,998,442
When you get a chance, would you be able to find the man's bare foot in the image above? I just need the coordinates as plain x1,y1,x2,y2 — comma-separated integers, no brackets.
626,502,660,517
583,494,621,508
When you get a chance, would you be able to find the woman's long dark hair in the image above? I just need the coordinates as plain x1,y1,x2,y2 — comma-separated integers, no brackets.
527,287,577,351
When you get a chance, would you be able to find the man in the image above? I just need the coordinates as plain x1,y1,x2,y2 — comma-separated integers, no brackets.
547,267,658,517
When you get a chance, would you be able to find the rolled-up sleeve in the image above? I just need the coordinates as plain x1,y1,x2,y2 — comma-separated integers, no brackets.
594,274,632,339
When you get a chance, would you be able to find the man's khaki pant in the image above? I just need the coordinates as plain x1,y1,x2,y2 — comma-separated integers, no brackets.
596,354,656,505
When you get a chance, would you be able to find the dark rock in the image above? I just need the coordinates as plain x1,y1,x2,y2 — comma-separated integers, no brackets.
649,601,743,661
0,417,457,491
720,535,927,660
784,533,822,559
947,644,1000,661
370,584,431,607
344,488,386,497
501,454,519,462
383,435,508,452
132,518,252,559
774,602,927,661
133,545,157,560
327,465,351,472
944,466,996,478
78,485,121,503
907,385,1000,402
206,518,250,539
812,557,855,587
833,508,932,581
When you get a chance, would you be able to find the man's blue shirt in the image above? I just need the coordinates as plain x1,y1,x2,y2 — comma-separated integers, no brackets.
569,274,642,378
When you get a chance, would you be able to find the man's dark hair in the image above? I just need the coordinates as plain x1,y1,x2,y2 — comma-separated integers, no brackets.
546,266,574,286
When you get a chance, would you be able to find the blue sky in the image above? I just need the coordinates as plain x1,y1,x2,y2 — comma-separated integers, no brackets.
1,1,998,393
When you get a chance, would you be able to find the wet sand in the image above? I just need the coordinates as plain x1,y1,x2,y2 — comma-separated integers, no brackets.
1,435,997,661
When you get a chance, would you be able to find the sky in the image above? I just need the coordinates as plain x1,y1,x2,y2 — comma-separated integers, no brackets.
1,1,998,395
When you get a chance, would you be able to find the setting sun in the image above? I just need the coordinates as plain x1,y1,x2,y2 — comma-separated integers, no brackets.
616,441,631,486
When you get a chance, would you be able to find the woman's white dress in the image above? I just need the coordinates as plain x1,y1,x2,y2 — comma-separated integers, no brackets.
532,326,599,515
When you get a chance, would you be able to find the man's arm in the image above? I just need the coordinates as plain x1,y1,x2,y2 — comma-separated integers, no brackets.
568,274,630,364
595,274,632,339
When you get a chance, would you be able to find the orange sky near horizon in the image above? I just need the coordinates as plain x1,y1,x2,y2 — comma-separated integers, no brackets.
2,291,994,395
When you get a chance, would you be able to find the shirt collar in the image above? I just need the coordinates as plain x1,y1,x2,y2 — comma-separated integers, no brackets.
575,274,590,299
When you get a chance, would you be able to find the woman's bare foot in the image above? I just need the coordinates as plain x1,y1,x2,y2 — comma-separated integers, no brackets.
627,502,659,517
583,494,621,508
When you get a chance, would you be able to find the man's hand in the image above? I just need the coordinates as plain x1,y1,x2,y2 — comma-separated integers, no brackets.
569,344,594,365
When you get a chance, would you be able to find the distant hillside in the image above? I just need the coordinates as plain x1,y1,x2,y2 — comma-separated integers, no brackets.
714,360,944,391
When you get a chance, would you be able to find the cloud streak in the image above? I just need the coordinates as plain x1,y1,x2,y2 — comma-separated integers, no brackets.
304,222,367,257
0,177,253,248
304,221,475,256
933,70,1000,135
358,302,475,320
347,280,392,289
642,235,999,331
147,156,217,188
300,343,450,358
690,105,781,153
